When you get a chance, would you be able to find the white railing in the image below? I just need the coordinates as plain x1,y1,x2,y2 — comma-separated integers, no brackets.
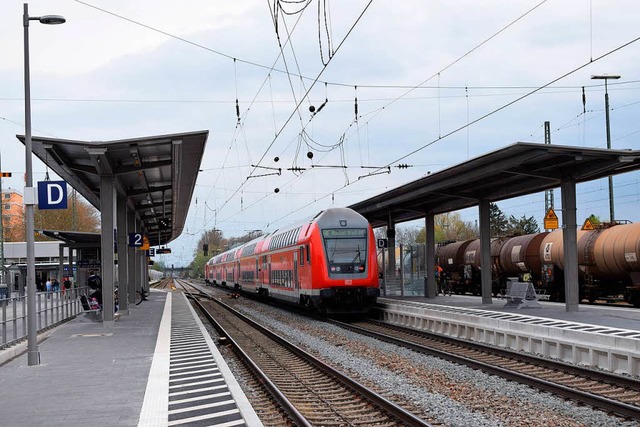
0,287,87,349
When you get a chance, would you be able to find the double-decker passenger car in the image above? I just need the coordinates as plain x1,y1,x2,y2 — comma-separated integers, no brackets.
205,207,380,313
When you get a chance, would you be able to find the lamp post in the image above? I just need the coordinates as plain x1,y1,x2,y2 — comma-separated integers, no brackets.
23,3,65,366
591,74,621,223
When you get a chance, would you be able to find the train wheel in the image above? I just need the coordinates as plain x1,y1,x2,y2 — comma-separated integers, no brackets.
303,296,315,311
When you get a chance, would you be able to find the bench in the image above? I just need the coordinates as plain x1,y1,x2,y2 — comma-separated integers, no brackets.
503,278,542,308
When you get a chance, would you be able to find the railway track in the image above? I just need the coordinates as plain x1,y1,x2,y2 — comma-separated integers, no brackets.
331,318,640,421
176,280,432,427
150,277,175,290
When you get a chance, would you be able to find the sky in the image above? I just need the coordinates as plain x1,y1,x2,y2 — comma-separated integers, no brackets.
1,0,640,267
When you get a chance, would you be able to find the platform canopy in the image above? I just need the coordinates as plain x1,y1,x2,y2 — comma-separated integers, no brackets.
36,230,100,245
18,130,208,247
349,142,640,227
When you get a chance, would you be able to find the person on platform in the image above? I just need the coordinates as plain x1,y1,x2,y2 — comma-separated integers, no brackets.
87,270,103,307
45,278,52,297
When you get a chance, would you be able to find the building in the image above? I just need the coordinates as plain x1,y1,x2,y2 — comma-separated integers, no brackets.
3,241,71,295
2,189,25,242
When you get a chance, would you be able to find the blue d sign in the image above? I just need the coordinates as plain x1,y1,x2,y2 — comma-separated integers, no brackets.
38,181,68,210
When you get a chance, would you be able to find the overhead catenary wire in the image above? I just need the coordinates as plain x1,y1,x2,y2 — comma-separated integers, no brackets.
66,1,640,244
206,0,375,225
227,34,640,231
74,0,555,94
205,0,560,220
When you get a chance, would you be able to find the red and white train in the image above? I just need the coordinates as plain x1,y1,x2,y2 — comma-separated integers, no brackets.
204,207,380,313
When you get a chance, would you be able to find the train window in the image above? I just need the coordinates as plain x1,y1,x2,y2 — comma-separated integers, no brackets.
299,247,304,266
306,244,310,264
323,228,367,267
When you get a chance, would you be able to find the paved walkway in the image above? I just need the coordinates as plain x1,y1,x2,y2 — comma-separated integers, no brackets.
0,291,165,427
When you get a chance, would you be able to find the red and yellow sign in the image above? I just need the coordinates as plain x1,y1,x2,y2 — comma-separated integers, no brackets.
581,218,595,231
138,235,150,251
544,208,558,230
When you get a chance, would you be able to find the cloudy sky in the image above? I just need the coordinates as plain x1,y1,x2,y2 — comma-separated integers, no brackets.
2,0,639,266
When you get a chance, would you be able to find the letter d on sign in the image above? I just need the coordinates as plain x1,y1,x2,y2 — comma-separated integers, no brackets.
37,180,68,210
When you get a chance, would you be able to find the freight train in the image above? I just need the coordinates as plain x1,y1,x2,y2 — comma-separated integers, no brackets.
435,221,640,306
204,207,380,314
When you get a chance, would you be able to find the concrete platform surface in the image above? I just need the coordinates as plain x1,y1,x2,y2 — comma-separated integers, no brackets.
0,291,166,427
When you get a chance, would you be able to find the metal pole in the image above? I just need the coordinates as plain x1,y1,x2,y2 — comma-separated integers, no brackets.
604,80,615,222
0,150,5,288
23,4,65,365
24,3,39,366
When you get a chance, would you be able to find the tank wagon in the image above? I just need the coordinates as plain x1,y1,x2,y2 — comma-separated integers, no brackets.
436,222,640,306
204,207,380,314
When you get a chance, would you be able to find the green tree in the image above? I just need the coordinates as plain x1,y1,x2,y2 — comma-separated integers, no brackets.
191,228,264,277
435,212,477,242
414,212,478,244
197,228,225,257
35,190,99,240
190,250,209,278
506,214,539,235
587,214,601,226
150,260,165,272
490,202,508,237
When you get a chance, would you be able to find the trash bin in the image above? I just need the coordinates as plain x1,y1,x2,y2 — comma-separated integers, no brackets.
0,283,8,300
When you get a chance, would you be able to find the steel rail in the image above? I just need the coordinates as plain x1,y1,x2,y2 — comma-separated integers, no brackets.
180,280,432,427
330,318,640,420
177,279,312,427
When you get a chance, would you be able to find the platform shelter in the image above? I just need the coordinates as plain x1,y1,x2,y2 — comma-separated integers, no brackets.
17,130,208,323
350,142,640,312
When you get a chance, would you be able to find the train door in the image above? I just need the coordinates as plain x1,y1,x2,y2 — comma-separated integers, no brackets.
268,255,272,287
255,258,259,288
293,251,299,290
236,261,240,286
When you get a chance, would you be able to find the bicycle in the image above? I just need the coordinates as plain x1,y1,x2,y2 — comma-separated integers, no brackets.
135,287,149,305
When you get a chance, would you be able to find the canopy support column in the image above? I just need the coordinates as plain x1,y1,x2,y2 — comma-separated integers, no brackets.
99,174,116,323
479,199,492,304
561,179,579,312
425,211,436,298
116,195,129,315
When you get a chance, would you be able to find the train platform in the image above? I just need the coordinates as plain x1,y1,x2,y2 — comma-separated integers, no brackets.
0,289,262,427
378,293,640,376
383,293,640,331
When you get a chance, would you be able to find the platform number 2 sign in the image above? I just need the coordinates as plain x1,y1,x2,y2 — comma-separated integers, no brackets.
128,232,143,247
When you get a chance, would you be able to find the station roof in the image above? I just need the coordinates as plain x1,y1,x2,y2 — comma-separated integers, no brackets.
18,130,208,247
37,230,100,246
349,142,640,228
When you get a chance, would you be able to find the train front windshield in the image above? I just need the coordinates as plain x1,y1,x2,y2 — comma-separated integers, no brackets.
322,228,368,275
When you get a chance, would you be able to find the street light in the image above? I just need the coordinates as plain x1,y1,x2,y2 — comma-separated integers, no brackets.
23,3,65,366
591,74,621,223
